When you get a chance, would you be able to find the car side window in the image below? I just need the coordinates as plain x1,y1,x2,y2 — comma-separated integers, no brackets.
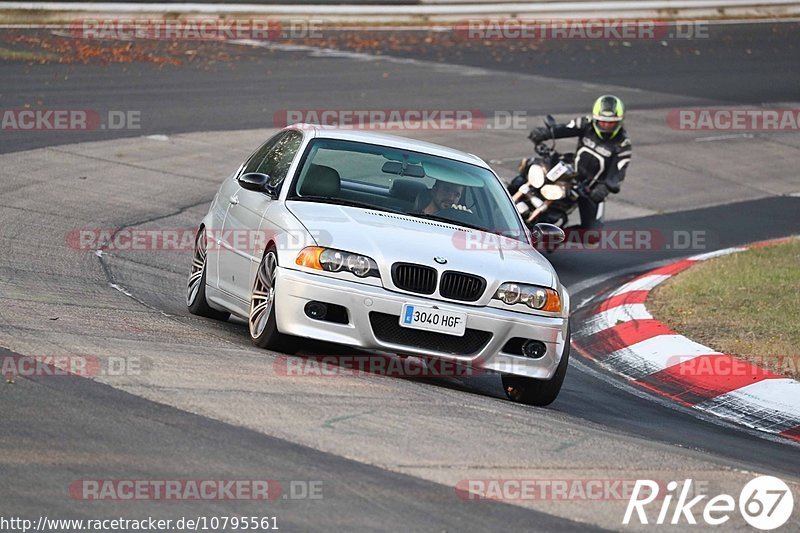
241,133,283,176
255,130,304,186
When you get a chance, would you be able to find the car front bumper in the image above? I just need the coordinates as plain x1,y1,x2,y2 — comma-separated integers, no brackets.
274,267,569,379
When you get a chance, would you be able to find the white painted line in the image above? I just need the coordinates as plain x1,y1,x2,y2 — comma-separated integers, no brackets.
694,133,755,142
688,247,745,261
576,239,800,440
0,22,453,31
6,18,800,30
605,334,719,377
568,258,676,302
704,379,800,416
582,303,652,336
697,378,800,432
610,273,671,296
3,0,800,17
569,357,800,448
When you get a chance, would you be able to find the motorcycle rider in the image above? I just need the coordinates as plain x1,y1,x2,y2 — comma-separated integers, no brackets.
528,95,631,231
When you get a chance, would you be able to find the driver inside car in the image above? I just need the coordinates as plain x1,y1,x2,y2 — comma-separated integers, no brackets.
420,180,472,214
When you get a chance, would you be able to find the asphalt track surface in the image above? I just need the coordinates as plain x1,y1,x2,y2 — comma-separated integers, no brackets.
1,22,799,531
1,21,799,154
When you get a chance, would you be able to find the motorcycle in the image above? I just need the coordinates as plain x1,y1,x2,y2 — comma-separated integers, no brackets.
507,115,602,231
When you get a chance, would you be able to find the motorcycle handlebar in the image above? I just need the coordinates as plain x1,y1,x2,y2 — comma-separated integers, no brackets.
534,142,551,156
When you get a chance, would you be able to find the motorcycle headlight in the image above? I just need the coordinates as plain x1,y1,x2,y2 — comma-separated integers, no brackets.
540,183,566,201
527,164,545,189
494,282,561,312
296,247,380,279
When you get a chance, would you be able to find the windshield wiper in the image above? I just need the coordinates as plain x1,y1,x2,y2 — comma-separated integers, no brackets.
408,212,487,233
290,196,405,214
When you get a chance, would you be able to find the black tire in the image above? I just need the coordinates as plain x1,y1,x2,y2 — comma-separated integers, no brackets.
187,227,230,321
248,247,296,353
502,325,570,407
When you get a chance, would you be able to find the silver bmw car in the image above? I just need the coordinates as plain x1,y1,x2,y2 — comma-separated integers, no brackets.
188,125,571,405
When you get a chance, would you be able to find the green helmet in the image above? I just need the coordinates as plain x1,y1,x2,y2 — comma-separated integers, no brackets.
591,95,625,139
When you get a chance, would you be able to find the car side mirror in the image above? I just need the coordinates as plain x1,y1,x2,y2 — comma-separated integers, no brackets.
532,222,565,245
238,172,279,199
264,182,280,200
545,114,556,127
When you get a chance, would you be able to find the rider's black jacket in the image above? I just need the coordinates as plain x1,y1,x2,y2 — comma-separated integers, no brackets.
535,115,632,196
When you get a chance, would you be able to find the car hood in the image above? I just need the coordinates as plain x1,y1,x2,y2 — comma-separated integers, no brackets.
286,201,556,290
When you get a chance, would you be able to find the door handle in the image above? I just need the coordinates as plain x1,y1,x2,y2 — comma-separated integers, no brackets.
228,195,239,205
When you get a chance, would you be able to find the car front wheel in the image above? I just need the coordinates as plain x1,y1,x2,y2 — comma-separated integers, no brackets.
502,325,570,407
249,247,295,353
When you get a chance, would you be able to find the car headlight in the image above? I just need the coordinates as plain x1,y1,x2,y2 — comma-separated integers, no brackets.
494,282,561,312
296,247,380,279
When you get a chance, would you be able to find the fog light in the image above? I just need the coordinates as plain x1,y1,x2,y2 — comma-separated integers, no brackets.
521,340,547,359
304,301,328,320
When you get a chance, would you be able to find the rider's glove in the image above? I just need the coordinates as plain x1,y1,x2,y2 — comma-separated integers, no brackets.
589,183,609,203
528,127,549,143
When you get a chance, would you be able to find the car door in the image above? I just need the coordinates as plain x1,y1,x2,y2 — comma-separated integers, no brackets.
205,171,240,291
219,130,304,303
215,134,280,299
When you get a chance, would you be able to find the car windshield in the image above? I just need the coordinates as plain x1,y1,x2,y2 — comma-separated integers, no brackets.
288,138,525,238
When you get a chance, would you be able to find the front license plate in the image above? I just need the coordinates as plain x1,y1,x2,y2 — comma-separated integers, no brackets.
399,304,467,337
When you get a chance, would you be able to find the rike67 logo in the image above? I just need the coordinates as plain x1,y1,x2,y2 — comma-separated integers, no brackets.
624,476,795,530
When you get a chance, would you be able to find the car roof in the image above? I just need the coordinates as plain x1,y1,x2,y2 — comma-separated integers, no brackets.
287,124,491,170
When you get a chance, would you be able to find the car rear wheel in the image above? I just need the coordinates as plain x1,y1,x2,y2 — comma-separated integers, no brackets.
187,227,230,321
249,247,296,353
502,325,570,407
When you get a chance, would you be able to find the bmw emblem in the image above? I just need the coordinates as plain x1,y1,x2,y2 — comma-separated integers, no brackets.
434,257,447,265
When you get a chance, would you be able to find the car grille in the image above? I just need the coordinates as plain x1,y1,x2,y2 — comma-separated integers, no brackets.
369,312,492,355
439,271,486,302
391,263,437,295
